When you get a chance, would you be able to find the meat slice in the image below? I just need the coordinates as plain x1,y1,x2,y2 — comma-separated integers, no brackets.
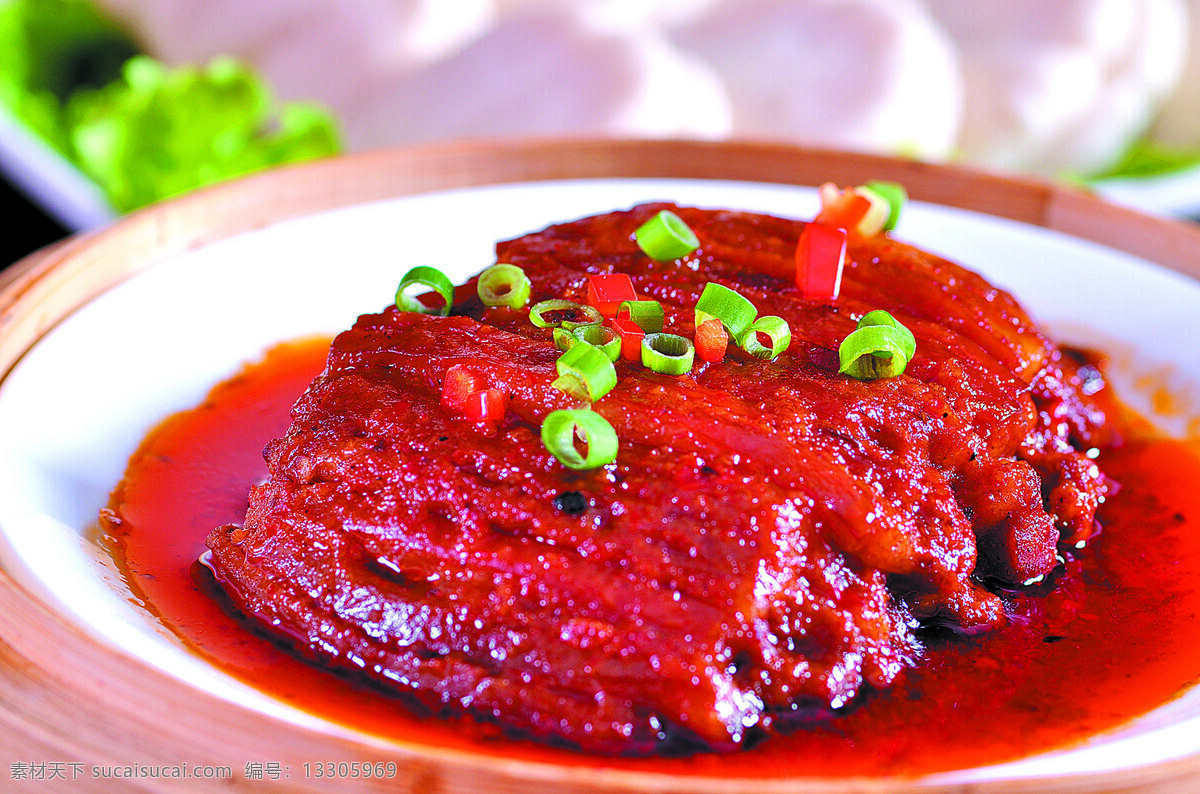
207,203,1116,753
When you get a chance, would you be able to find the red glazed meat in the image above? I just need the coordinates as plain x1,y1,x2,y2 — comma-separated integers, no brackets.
206,204,1117,753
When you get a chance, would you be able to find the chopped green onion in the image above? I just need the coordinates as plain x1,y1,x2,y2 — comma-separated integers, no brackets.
561,304,604,330
553,342,617,402
694,282,757,338
863,180,907,232
541,409,618,470
839,310,916,380
553,324,621,362
635,210,699,261
531,299,575,327
738,315,791,360
851,186,892,236
552,327,575,352
530,299,603,329
838,325,911,380
575,324,622,362
857,309,916,360
395,266,455,316
477,263,531,309
641,333,694,375
618,299,665,333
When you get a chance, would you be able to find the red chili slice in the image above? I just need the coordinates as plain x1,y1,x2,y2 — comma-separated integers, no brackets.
441,364,484,410
814,185,873,232
795,223,848,300
587,274,638,317
462,387,508,422
695,318,729,363
611,317,645,362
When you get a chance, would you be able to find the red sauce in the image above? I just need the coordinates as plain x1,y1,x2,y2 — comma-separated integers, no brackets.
101,338,1200,778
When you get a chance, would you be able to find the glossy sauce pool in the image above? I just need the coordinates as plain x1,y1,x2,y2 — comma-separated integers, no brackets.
100,338,1200,779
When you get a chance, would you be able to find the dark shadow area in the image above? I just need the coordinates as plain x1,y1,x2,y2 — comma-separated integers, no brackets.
1,175,69,269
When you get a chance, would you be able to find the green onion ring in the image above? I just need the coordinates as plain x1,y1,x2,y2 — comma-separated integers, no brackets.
553,342,617,402
541,409,619,470
395,265,455,316
617,299,665,333
738,315,791,360
477,263,531,309
694,282,757,339
634,210,700,261
561,304,604,330
838,325,911,380
856,309,916,360
641,333,695,375
554,324,621,362
863,180,907,232
530,299,603,329
552,327,574,353
574,325,622,362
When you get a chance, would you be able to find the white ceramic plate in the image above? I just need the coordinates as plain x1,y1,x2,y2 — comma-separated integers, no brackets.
1,177,1198,784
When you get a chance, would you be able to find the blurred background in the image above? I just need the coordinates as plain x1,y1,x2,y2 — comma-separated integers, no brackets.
4,0,1200,267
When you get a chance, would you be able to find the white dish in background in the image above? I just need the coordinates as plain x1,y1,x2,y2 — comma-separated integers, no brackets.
0,104,116,231
1094,162,1200,219
0,177,1198,785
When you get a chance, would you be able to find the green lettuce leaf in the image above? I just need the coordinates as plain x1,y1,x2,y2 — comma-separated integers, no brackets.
1,0,342,214
0,0,139,152
67,56,341,211
1090,139,1200,181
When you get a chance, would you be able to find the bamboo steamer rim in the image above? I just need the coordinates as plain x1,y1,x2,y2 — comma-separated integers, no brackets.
2,138,1199,793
